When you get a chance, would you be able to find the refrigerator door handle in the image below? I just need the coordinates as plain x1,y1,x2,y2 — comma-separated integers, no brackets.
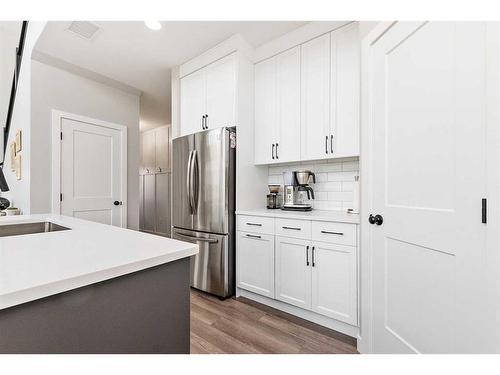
175,232,218,244
190,149,198,214
186,150,193,214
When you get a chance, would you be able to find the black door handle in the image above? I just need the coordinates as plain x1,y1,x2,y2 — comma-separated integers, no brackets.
276,143,279,159
114,201,122,206
272,144,275,159
369,214,383,225
330,134,334,154
325,136,328,154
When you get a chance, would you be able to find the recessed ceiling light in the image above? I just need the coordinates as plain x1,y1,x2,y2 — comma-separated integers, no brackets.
145,21,162,31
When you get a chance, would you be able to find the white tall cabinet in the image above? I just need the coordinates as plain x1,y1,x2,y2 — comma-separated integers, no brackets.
139,125,171,237
255,22,361,164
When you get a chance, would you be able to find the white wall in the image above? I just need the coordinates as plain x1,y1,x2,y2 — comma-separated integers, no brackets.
30,60,141,229
3,22,47,213
0,25,19,141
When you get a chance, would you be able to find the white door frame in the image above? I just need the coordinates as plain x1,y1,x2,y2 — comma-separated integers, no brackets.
51,110,128,227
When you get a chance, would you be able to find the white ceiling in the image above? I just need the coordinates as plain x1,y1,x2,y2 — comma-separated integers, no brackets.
34,21,308,130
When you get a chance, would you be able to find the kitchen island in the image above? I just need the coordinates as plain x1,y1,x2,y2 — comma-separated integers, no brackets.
0,214,198,354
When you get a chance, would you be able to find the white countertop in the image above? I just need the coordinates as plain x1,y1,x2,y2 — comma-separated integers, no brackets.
0,214,198,311
236,208,360,224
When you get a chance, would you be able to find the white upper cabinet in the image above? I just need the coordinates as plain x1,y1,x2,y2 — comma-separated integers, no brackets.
180,68,206,136
330,23,360,158
254,23,361,164
276,46,301,163
300,33,331,161
180,53,236,136
254,46,301,165
206,54,236,131
254,56,276,164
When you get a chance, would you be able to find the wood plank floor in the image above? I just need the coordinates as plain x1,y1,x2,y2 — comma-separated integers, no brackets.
190,289,358,354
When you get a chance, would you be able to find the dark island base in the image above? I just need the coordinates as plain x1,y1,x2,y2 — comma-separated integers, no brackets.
0,257,190,354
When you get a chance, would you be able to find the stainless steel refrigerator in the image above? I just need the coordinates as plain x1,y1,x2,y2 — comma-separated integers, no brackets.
172,127,236,298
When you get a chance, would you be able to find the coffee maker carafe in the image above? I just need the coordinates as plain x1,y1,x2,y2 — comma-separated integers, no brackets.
282,170,316,211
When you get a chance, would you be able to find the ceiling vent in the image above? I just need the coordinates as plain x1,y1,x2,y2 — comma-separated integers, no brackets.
66,21,101,40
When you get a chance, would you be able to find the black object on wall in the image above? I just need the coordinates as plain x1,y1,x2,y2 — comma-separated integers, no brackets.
2,21,28,168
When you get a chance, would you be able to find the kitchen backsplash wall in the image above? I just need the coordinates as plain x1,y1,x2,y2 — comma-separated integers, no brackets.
267,157,359,211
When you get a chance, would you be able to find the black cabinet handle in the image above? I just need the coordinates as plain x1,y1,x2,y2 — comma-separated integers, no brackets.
272,144,275,159
306,245,310,266
201,115,205,129
325,136,328,154
205,114,208,129
320,230,343,235
312,246,316,267
282,226,301,231
246,222,262,227
276,143,279,159
369,214,384,225
246,234,261,239
330,134,333,154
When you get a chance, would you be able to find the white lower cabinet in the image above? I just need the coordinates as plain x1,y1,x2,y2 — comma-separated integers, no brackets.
236,214,358,328
311,241,357,325
275,236,311,309
236,232,275,298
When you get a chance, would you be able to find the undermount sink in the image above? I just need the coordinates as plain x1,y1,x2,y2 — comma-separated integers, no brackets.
0,221,70,237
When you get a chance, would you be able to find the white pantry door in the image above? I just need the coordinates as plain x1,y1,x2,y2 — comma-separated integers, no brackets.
61,117,125,227
368,22,487,353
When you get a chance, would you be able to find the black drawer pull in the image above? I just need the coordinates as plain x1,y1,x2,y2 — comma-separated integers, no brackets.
246,222,262,226
320,230,344,235
282,226,301,231
246,234,261,239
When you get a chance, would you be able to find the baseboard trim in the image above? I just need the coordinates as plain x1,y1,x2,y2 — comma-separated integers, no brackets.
237,288,359,338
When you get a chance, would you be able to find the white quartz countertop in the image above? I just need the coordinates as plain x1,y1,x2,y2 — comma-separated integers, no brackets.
236,208,360,224
0,214,198,311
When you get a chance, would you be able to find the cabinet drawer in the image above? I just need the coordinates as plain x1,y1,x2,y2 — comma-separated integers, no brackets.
312,221,357,246
275,218,311,239
237,215,275,235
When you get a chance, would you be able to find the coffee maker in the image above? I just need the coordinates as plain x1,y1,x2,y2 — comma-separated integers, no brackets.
282,170,316,211
267,184,282,209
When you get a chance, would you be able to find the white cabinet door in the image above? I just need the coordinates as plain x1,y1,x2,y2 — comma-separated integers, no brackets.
254,56,277,164
155,173,171,237
237,232,275,298
142,173,156,233
155,126,170,172
141,130,156,174
331,23,360,158
206,54,236,130
180,68,206,136
311,242,357,325
275,236,311,309
276,46,301,163
300,33,331,161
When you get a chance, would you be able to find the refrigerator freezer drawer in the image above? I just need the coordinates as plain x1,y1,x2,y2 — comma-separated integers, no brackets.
172,227,235,298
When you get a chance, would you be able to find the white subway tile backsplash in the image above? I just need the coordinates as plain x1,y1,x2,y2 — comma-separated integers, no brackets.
267,158,359,211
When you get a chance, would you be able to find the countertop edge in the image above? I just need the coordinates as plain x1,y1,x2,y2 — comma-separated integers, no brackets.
0,247,198,311
236,209,360,224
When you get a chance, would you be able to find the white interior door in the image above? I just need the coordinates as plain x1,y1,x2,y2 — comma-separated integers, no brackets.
61,117,126,227
368,22,487,353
